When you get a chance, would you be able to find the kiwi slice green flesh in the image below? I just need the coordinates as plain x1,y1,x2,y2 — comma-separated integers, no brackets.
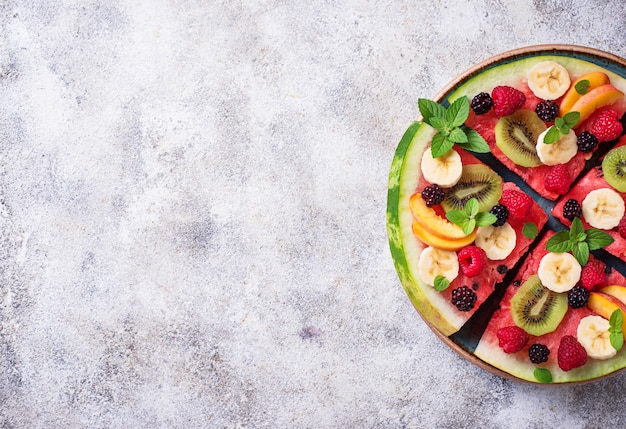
495,110,546,168
442,164,503,213
602,146,626,192
510,275,567,337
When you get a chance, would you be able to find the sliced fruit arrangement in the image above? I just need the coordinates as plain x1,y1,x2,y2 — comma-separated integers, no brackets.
387,50,626,384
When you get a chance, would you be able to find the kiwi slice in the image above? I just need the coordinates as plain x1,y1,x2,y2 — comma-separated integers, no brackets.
602,146,626,192
510,275,567,337
442,164,503,213
495,110,546,167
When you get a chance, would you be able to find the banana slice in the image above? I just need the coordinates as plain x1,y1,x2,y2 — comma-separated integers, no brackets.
421,148,462,187
537,252,581,293
475,222,516,260
527,60,571,100
577,315,617,360
417,246,459,287
536,128,577,166
582,188,625,230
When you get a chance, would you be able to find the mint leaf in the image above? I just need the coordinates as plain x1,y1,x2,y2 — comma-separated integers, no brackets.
575,79,590,95
533,367,553,383
522,222,538,239
611,332,624,351
448,127,468,143
610,309,624,351
543,126,562,144
560,124,571,135
430,117,449,132
546,230,573,253
458,128,490,153
555,117,565,128
585,228,614,250
446,96,470,128
446,210,468,225
475,212,497,227
572,241,589,266
563,111,580,128
434,274,450,291
570,218,584,239
465,198,479,217
463,218,476,236
418,99,446,125
431,133,455,158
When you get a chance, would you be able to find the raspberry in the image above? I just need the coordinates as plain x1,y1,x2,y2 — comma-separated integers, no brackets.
619,214,626,239
458,246,487,277
545,164,570,195
581,260,607,291
421,184,445,207
491,86,526,117
528,344,550,364
557,335,587,371
490,203,509,227
470,92,493,115
590,109,624,142
497,326,529,354
568,285,590,309
535,100,559,122
576,131,599,153
500,189,533,220
562,199,582,221
450,286,477,312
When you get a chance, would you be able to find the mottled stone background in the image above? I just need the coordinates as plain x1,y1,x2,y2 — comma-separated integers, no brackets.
0,1,625,428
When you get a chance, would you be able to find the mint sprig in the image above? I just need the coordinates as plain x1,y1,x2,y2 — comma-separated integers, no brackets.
434,274,451,291
522,222,538,239
609,309,624,351
418,97,490,157
545,217,614,266
445,197,497,235
533,367,553,383
543,111,580,144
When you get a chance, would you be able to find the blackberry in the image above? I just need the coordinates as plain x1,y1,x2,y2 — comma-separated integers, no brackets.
568,285,590,309
470,92,493,115
562,199,582,221
451,285,477,312
528,344,550,364
535,100,559,122
576,131,599,153
490,203,509,227
421,184,445,207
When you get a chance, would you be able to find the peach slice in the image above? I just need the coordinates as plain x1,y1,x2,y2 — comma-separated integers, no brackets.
600,285,626,307
409,193,468,240
559,72,610,115
587,291,626,333
568,84,625,126
412,221,476,251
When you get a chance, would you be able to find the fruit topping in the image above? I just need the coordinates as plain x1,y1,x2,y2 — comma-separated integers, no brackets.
492,85,526,117
510,275,567,336
535,100,560,122
576,131,599,153
496,326,529,353
577,315,616,360
581,260,607,291
410,194,474,240
581,188,625,229
557,335,587,371
537,129,578,166
494,110,545,167
528,344,550,364
601,146,626,192
421,147,463,187
527,61,570,100
500,189,533,220
475,223,516,260
537,252,581,293
560,72,610,114
590,109,624,142
441,164,503,213
417,246,459,287
458,245,487,277
544,164,571,195
470,92,493,115
451,285,477,312
567,84,624,126
489,203,509,227
568,285,590,308
421,184,446,207
562,199,582,221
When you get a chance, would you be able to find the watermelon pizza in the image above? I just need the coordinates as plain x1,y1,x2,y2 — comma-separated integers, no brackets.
387,46,626,383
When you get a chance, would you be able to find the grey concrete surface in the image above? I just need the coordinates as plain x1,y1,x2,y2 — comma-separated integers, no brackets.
0,1,625,428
